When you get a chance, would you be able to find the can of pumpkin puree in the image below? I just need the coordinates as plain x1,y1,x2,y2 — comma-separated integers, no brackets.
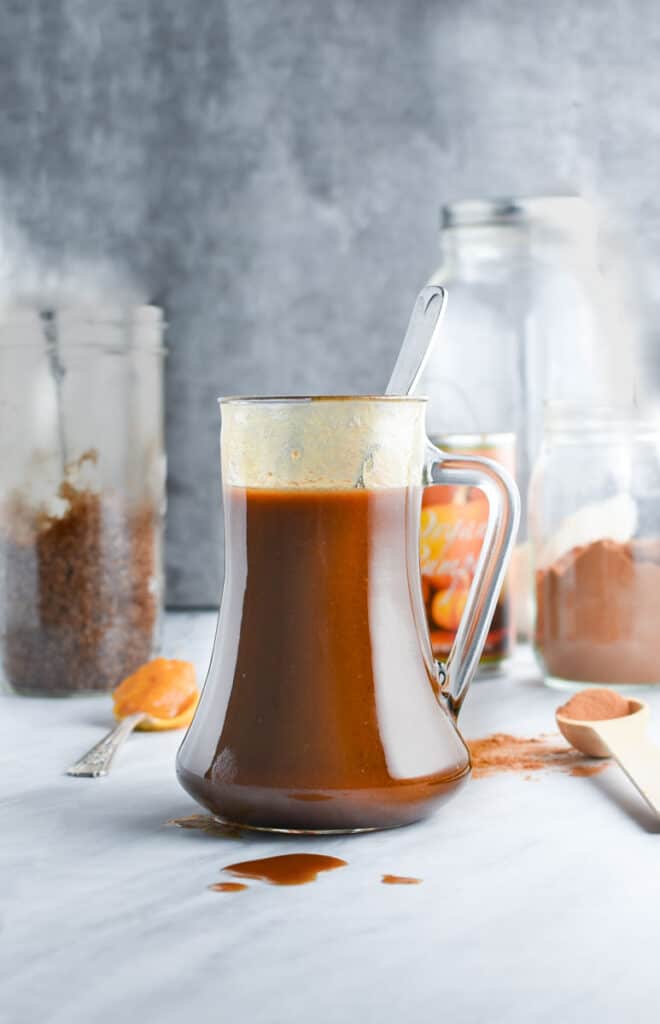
421,433,516,671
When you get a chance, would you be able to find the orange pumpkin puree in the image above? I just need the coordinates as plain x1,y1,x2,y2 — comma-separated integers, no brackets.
112,658,199,731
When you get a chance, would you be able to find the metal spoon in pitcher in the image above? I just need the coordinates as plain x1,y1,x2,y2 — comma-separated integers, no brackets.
386,285,447,395
354,284,446,488
353,285,447,487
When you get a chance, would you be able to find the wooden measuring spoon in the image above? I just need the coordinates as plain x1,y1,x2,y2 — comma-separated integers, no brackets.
556,698,660,816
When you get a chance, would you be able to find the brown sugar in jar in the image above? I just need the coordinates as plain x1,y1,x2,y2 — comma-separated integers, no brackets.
1,483,159,696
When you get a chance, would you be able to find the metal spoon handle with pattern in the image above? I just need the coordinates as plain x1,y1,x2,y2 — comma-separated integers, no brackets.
66,712,147,777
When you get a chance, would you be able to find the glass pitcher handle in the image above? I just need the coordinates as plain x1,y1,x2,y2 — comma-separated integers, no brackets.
424,442,520,716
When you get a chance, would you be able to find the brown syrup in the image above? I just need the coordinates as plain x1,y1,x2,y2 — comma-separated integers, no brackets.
381,874,422,885
177,485,470,831
210,882,248,893
222,852,347,886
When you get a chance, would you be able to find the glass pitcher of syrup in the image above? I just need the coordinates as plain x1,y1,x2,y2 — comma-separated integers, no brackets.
177,397,519,833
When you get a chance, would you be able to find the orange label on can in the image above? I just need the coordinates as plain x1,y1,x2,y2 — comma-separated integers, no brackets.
421,440,514,662
421,491,488,585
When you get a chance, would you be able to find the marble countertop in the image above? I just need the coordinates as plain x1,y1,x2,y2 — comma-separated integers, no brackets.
4,612,660,1024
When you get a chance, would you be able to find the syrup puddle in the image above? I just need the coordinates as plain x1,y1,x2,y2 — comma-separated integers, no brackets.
222,853,348,886
169,819,419,893
166,814,242,837
210,882,248,893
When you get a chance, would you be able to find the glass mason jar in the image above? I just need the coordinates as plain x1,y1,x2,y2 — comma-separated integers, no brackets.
0,306,165,696
530,403,660,688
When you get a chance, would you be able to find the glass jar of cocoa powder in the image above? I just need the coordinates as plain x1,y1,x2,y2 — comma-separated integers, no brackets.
530,403,660,688
0,306,165,696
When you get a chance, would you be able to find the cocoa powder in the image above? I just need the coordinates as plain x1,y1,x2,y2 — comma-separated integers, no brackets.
557,687,631,722
536,538,660,684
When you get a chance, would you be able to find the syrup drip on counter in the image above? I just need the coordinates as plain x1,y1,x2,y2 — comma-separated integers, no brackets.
222,852,348,886
210,882,248,893
166,814,242,837
381,874,422,885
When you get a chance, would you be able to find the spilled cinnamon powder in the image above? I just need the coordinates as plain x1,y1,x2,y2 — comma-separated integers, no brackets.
467,733,609,779
570,763,608,777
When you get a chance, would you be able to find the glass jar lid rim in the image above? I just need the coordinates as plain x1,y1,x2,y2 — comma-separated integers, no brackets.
219,395,428,405
441,194,585,229
0,305,165,351
0,304,162,325
441,198,526,228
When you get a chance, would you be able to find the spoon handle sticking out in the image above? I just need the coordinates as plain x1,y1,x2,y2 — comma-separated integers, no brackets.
386,285,447,396
66,711,147,778
592,716,660,817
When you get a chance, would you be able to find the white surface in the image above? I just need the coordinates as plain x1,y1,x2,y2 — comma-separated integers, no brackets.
3,612,660,1024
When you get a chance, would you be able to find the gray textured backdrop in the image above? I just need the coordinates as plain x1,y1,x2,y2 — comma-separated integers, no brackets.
1,0,659,605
